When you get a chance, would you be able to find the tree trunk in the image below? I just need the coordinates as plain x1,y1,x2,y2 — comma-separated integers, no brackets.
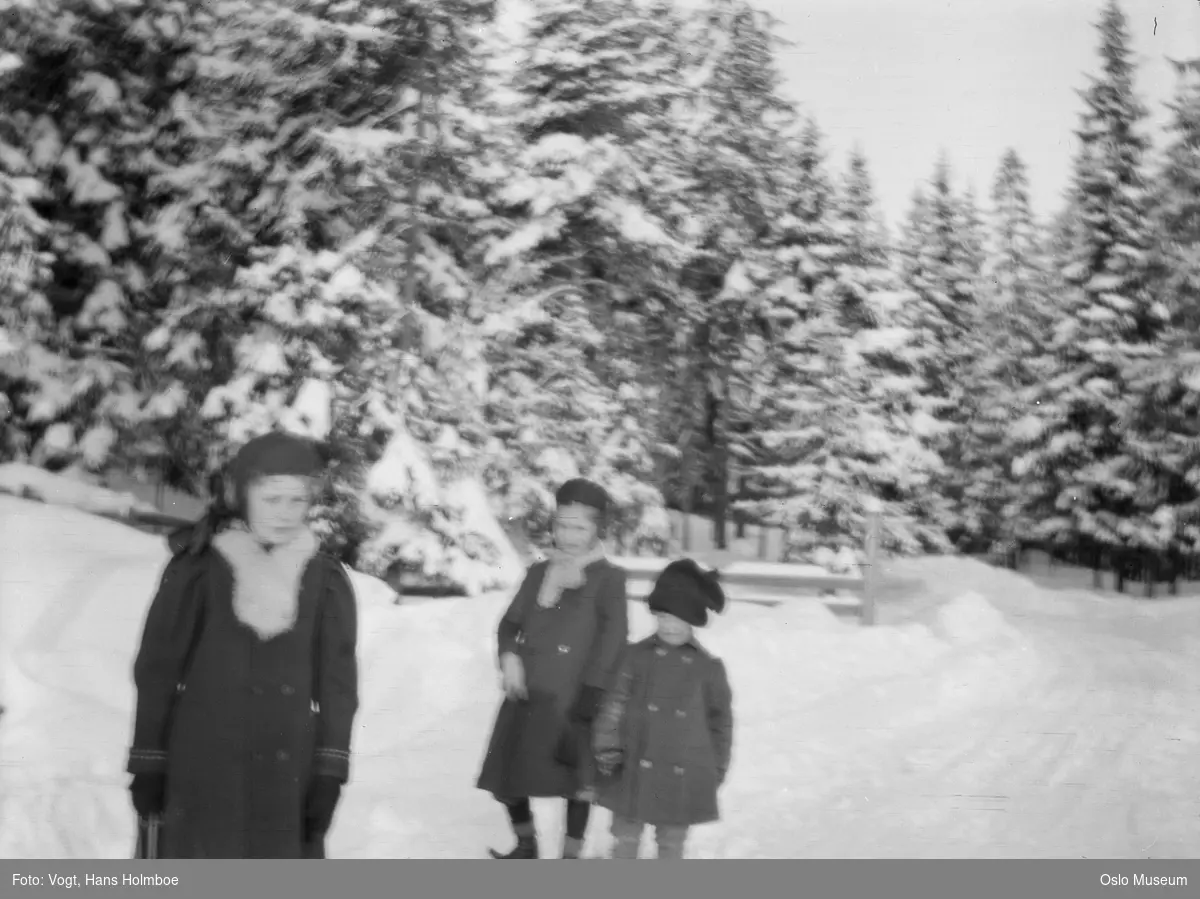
706,382,728,551
405,36,429,309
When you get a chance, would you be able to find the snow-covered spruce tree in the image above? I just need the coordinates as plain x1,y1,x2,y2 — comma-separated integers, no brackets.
0,162,53,462
1098,55,1200,589
828,146,892,330
480,284,621,547
954,150,1055,559
895,155,983,395
735,117,851,561
787,148,951,559
657,0,799,549
135,0,516,588
984,149,1047,314
958,184,987,279
1149,56,1200,338
479,0,689,550
894,154,985,547
1009,0,1167,576
0,0,200,477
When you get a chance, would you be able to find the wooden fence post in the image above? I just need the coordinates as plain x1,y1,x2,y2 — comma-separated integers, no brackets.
861,507,882,626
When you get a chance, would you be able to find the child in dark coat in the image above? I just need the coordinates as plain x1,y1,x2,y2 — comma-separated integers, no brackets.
592,558,734,859
126,431,359,859
476,478,629,860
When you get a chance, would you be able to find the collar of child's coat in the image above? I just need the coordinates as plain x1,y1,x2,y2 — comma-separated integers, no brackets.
213,523,320,563
648,633,706,654
210,525,320,640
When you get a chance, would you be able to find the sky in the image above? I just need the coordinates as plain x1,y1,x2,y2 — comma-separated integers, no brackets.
746,0,1200,229
497,0,1200,230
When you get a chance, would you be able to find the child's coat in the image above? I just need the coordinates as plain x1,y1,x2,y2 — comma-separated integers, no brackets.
593,634,733,827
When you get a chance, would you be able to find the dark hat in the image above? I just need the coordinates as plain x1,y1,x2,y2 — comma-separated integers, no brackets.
555,477,609,536
646,558,726,628
555,477,608,513
229,430,323,513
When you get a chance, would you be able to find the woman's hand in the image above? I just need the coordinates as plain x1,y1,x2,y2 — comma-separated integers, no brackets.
499,652,527,700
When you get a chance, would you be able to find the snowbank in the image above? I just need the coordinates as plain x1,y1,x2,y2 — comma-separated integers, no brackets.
1,489,1046,857
0,462,157,519
929,590,1015,646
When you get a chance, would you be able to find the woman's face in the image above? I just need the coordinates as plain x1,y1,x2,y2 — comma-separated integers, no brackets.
553,504,599,554
245,475,314,545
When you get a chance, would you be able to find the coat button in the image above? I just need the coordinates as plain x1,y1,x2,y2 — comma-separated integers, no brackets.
682,656,693,664
281,685,294,696
640,759,652,769
276,750,290,762
656,648,667,657
676,709,686,718
674,765,685,774
558,644,570,654
648,703,658,712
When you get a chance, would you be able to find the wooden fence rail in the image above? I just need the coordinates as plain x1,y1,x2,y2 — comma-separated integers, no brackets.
613,510,883,626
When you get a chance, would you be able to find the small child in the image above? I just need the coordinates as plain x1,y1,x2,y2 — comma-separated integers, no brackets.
592,558,734,859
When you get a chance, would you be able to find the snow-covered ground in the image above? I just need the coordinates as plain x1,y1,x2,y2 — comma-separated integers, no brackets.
2,483,1198,858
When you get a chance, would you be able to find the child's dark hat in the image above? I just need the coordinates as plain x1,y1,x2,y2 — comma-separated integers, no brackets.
647,558,726,627
229,430,323,512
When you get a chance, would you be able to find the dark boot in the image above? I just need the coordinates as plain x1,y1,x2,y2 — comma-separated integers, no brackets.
489,820,538,859
562,836,583,859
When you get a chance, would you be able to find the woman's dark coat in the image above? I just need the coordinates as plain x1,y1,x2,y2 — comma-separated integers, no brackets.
125,526,359,859
476,558,629,801
593,635,734,828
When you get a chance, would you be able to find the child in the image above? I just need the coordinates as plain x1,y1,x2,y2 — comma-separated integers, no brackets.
476,478,629,859
127,431,358,858
592,558,734,859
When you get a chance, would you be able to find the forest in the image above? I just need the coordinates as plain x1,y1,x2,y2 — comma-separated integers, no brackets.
1,0,1199,596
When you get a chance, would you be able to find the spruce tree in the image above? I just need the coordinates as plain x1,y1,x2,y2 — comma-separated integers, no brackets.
961,150,1051,556
830,153,951,555
740,140,952,560
1151,56,1200,337
894,154,984,546
1010,0,1165,573
1107,55,1200,586
131,0,512,584
984,149,1046,313
665,0,797,546
478,0,686,549
736,116,845,559
0,0,199,476
829,146,891,330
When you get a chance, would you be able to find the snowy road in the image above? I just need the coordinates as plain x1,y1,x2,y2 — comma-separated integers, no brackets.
776,590,1200,859
324,571,1200,860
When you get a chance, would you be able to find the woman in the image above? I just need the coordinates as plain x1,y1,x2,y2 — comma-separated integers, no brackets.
125,431,359,859
476,478,629,859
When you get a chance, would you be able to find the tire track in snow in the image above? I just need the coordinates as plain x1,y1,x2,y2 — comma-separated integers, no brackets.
691,628,1046,859
786,605,1200,858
